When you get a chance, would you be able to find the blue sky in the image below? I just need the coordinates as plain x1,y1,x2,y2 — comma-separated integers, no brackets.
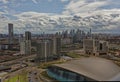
0,0,120,34
0,0,120,16
0,0,69,15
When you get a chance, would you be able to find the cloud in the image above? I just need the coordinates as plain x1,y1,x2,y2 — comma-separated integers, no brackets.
0,0,120,34
0,11,120,34
62,0,120,15
32,0,38,4
0,0,9,4
61,0,69,2
63,0,108,15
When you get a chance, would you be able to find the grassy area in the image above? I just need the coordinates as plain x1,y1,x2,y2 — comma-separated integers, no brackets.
114,61,120,67
38,59,66,69
41,71,55,80
40,71,58,82
66,52,82,58
4,70,28,82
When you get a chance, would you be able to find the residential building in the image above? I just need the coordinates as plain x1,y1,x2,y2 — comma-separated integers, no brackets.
36,37,61,62
20,41,25,55
83,39,108,55
36,40,52,62
8,23,14,49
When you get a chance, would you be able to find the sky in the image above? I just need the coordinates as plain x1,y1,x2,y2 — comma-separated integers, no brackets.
0,0,120,15
0,0,120,34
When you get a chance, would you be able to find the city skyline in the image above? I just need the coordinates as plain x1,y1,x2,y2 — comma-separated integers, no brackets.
0,1,120,82
0,0,120,34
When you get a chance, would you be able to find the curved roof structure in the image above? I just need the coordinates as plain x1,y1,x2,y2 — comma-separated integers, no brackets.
54,57,120,81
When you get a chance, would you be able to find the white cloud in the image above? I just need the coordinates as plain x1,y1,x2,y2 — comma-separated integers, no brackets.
0,0,120,34
0,11,120,34
14,11,53,19
63,0,109,15
62,0,120,16
32,0,38,4
61,0,69,2
0,11,5,15
0,0,9,4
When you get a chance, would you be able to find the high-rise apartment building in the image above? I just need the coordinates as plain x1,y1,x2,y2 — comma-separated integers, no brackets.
25,31,31,40
36,40,52,61
25,31,31,55
52,37,61,55
20,41,25,55
8,23,14,49
36,37,61,62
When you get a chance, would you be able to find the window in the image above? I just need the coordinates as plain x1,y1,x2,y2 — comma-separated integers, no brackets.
100,43,103,50
76,74,85,81
68,72,76,80
63,72,68,79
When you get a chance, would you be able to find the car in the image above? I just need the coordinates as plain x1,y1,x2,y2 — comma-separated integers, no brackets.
34,72,37,75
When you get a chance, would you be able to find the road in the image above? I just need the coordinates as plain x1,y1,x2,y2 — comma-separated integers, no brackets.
2,67,28,82
28,71,39,82
0,54,50,82
27,67,44,82
0,54,36,65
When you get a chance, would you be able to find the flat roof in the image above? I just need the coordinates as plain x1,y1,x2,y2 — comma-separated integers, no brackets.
53,57,120,81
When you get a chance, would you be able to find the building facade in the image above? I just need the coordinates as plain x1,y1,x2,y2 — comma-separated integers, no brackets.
20,41,25,55
25,31,31,55
36,37,61,62
83,39,109,55
8,23,14,49
20,31,31,55
47,66,92,81
52,37,61,55
36,40,52,62
47,57,120,81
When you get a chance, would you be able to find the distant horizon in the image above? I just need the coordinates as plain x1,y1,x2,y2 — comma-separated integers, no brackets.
0,29,120,35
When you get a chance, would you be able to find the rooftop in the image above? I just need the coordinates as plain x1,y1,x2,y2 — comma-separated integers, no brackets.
54,57,120,81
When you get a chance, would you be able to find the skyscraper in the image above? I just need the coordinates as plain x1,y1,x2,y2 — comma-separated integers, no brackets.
8,23,14,49
90,28,92,38
36,40,52,62
52,37,61,55
25,31,31,55
25,31,31,40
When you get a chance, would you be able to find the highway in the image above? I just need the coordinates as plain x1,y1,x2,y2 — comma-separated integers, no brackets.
0,54,36,65
0,54,51,82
